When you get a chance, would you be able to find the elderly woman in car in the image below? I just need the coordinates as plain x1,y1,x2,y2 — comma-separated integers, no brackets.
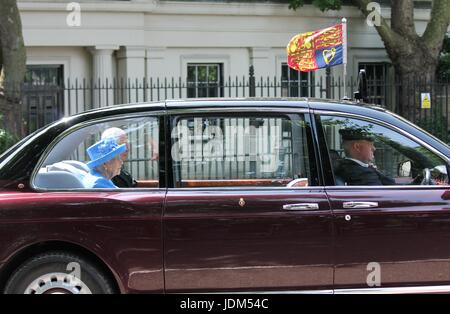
83,137,126,188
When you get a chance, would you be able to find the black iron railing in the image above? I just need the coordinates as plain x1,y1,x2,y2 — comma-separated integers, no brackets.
22,68,450,143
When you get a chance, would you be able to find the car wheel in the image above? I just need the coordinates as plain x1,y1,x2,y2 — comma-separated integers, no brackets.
4,252,115,294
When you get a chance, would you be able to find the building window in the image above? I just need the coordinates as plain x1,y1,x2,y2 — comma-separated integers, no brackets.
187,63,223,98
23,65,64,134
281,63,315,97
358,62,390,107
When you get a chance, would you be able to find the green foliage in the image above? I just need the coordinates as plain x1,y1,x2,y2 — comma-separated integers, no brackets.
0,117,17,155
311,0,343,11
288,0,343,11
0,129,15,154
415,106,449,144
287,0,304,10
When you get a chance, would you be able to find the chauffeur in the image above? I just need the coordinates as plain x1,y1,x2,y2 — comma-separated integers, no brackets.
334,128,396,186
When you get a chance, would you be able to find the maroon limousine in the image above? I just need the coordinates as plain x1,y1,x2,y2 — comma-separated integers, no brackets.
0,98,449,294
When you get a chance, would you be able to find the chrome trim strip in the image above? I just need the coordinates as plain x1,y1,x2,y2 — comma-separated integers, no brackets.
168,108,312,189
166,187,327,192
30,111,166,192
312,110,450,163
200,290,334,295
334,285,450,294
167,107,309,115
199,285,450,294
325,185,450,189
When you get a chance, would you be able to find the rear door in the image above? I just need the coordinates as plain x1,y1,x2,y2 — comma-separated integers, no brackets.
28,113,165,293
315,112,450,292
163,108,334,293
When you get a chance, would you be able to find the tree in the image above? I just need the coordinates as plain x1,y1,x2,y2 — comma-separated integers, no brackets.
0,0,27,144
288,0,450,115
437,35,450,80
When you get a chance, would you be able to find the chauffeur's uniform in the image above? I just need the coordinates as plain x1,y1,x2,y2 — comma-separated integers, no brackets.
334,158,396,186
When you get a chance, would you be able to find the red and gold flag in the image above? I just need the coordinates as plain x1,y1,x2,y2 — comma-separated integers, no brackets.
287,23,345,72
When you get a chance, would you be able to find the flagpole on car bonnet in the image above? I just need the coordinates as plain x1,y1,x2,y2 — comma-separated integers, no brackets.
342,17,348,100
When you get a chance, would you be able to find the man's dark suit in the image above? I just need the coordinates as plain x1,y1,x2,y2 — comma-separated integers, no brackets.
334,159,396,186
112,169,137,188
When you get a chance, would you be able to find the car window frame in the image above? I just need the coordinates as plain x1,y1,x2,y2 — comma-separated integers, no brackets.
313,110,450,189
30,111,166,192
167,107,323,191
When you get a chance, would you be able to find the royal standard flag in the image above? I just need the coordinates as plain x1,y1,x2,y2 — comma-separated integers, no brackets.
287,23,344,72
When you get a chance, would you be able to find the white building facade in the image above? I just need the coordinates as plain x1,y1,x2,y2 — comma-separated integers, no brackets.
19,0,435,129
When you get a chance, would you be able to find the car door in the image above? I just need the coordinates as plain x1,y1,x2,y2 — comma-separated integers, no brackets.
28,113,165,293
163,108,334,293
315,112,450,292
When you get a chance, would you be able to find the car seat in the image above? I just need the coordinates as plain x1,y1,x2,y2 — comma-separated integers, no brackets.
35,160,89,189
329,149,346,186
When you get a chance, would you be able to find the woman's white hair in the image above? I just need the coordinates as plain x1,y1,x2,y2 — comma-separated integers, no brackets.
101,127,127,140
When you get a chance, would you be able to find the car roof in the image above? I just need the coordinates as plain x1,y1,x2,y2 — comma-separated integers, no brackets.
59,98,387,125
164,97,380,110
165,98,309,109
60,97,388,117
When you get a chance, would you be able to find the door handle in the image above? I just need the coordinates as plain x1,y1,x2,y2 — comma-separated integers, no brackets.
283,203,319,211
342,201,378,209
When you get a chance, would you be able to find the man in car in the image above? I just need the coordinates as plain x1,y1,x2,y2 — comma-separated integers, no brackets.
101,127,137,188
334,128,396,186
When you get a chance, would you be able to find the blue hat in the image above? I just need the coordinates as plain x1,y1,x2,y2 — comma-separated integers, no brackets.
86,137,126,170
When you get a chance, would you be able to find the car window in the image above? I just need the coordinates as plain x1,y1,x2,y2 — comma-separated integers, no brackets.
320,115,449,186
171,113,316,188
34,116,159,189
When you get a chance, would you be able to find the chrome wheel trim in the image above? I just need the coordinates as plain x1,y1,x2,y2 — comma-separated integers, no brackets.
24,272,92,294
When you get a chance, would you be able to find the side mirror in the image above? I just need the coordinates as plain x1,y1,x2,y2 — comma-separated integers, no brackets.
398,160,412,177
354,69,368,102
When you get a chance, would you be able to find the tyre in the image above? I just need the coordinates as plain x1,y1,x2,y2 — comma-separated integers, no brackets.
4,252,115,294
